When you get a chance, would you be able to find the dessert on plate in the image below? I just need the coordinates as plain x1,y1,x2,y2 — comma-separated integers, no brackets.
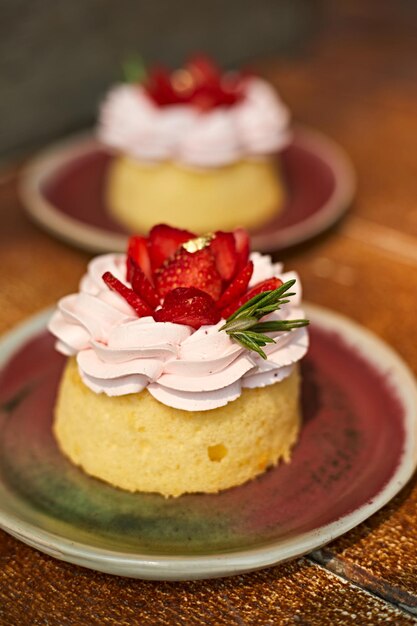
98,56,291,233
48,225,309,497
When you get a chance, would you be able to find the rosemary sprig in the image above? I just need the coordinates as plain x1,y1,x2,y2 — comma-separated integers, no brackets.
219,279,309,359
122,55,147,84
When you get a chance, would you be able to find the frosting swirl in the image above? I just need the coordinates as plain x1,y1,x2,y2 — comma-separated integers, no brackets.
49,252,308,411
98,77,290,168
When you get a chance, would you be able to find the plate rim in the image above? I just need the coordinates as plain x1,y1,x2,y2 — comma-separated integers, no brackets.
0,305,415,580
18,127,356,254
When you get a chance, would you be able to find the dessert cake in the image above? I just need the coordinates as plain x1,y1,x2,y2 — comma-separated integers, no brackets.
49,225,309,497
98,56,291,233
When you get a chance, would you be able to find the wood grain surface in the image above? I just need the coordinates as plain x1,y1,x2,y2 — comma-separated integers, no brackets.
1,1,417,624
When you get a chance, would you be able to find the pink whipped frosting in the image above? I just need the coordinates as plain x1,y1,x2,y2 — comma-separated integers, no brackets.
98,77,291,168
48,252,308,411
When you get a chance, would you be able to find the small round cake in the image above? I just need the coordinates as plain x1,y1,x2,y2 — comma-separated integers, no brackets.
98,55,291,234
49,225,309,497
55,359,300,497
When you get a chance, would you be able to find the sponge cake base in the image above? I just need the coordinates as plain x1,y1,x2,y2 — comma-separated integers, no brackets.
106,156,285,234
54,358,301,497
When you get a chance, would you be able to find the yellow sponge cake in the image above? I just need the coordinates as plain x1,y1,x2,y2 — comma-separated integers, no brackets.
54,359,300,497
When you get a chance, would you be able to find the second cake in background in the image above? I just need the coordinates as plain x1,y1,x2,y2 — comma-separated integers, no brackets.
98,55,291,234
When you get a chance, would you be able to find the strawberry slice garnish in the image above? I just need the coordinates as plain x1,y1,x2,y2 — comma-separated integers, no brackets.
126,236,152,282
186,56,243,109
210,231,238,282
216,261,253,310
145,67,178,106
143,56,244,109
149,224,195,270
187,55,221,86
103,272,154,317
154,287,220,329
233,228,250,271
221,277,283,319
190,84,225,111
130,261,160,308
155,247,222,301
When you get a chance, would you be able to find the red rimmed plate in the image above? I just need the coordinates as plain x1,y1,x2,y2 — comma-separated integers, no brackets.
19,128,355,254
0,304,415,580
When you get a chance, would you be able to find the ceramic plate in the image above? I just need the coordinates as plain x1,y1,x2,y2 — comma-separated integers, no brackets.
0,305,415,581
19,128,355,253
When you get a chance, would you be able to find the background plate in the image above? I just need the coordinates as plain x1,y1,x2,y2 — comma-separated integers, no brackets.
0,305,415,581
19,128,356,253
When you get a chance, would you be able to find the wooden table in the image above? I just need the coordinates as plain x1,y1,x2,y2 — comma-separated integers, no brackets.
1,4,417,624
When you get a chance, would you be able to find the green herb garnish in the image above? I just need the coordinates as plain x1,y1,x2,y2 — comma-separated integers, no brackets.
122,55,147,84
220,279,309,359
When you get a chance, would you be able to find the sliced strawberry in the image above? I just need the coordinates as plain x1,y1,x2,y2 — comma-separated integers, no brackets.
221,277,283,319
186,55,221,87
210,231,238,282
155,247,222,301
154,287,220,329
130,261,160,308
126,236,152,282
145,67,178,106
191,85,225,111
102,272,154,317
233,228,250,271
149,224,195,270
216,261,253,310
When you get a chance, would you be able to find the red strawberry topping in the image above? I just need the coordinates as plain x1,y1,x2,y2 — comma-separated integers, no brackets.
154,287,220,329
143,55,245,110
216,261,254,310
233,228,250,271
186,55,221,87
103,225,289,331
144,67,178,106
210,231,238,281
149,224,195,270
221,277,283,319
155,247,222,301
126,236,152,282
102,272,154,317
130,261,160,308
